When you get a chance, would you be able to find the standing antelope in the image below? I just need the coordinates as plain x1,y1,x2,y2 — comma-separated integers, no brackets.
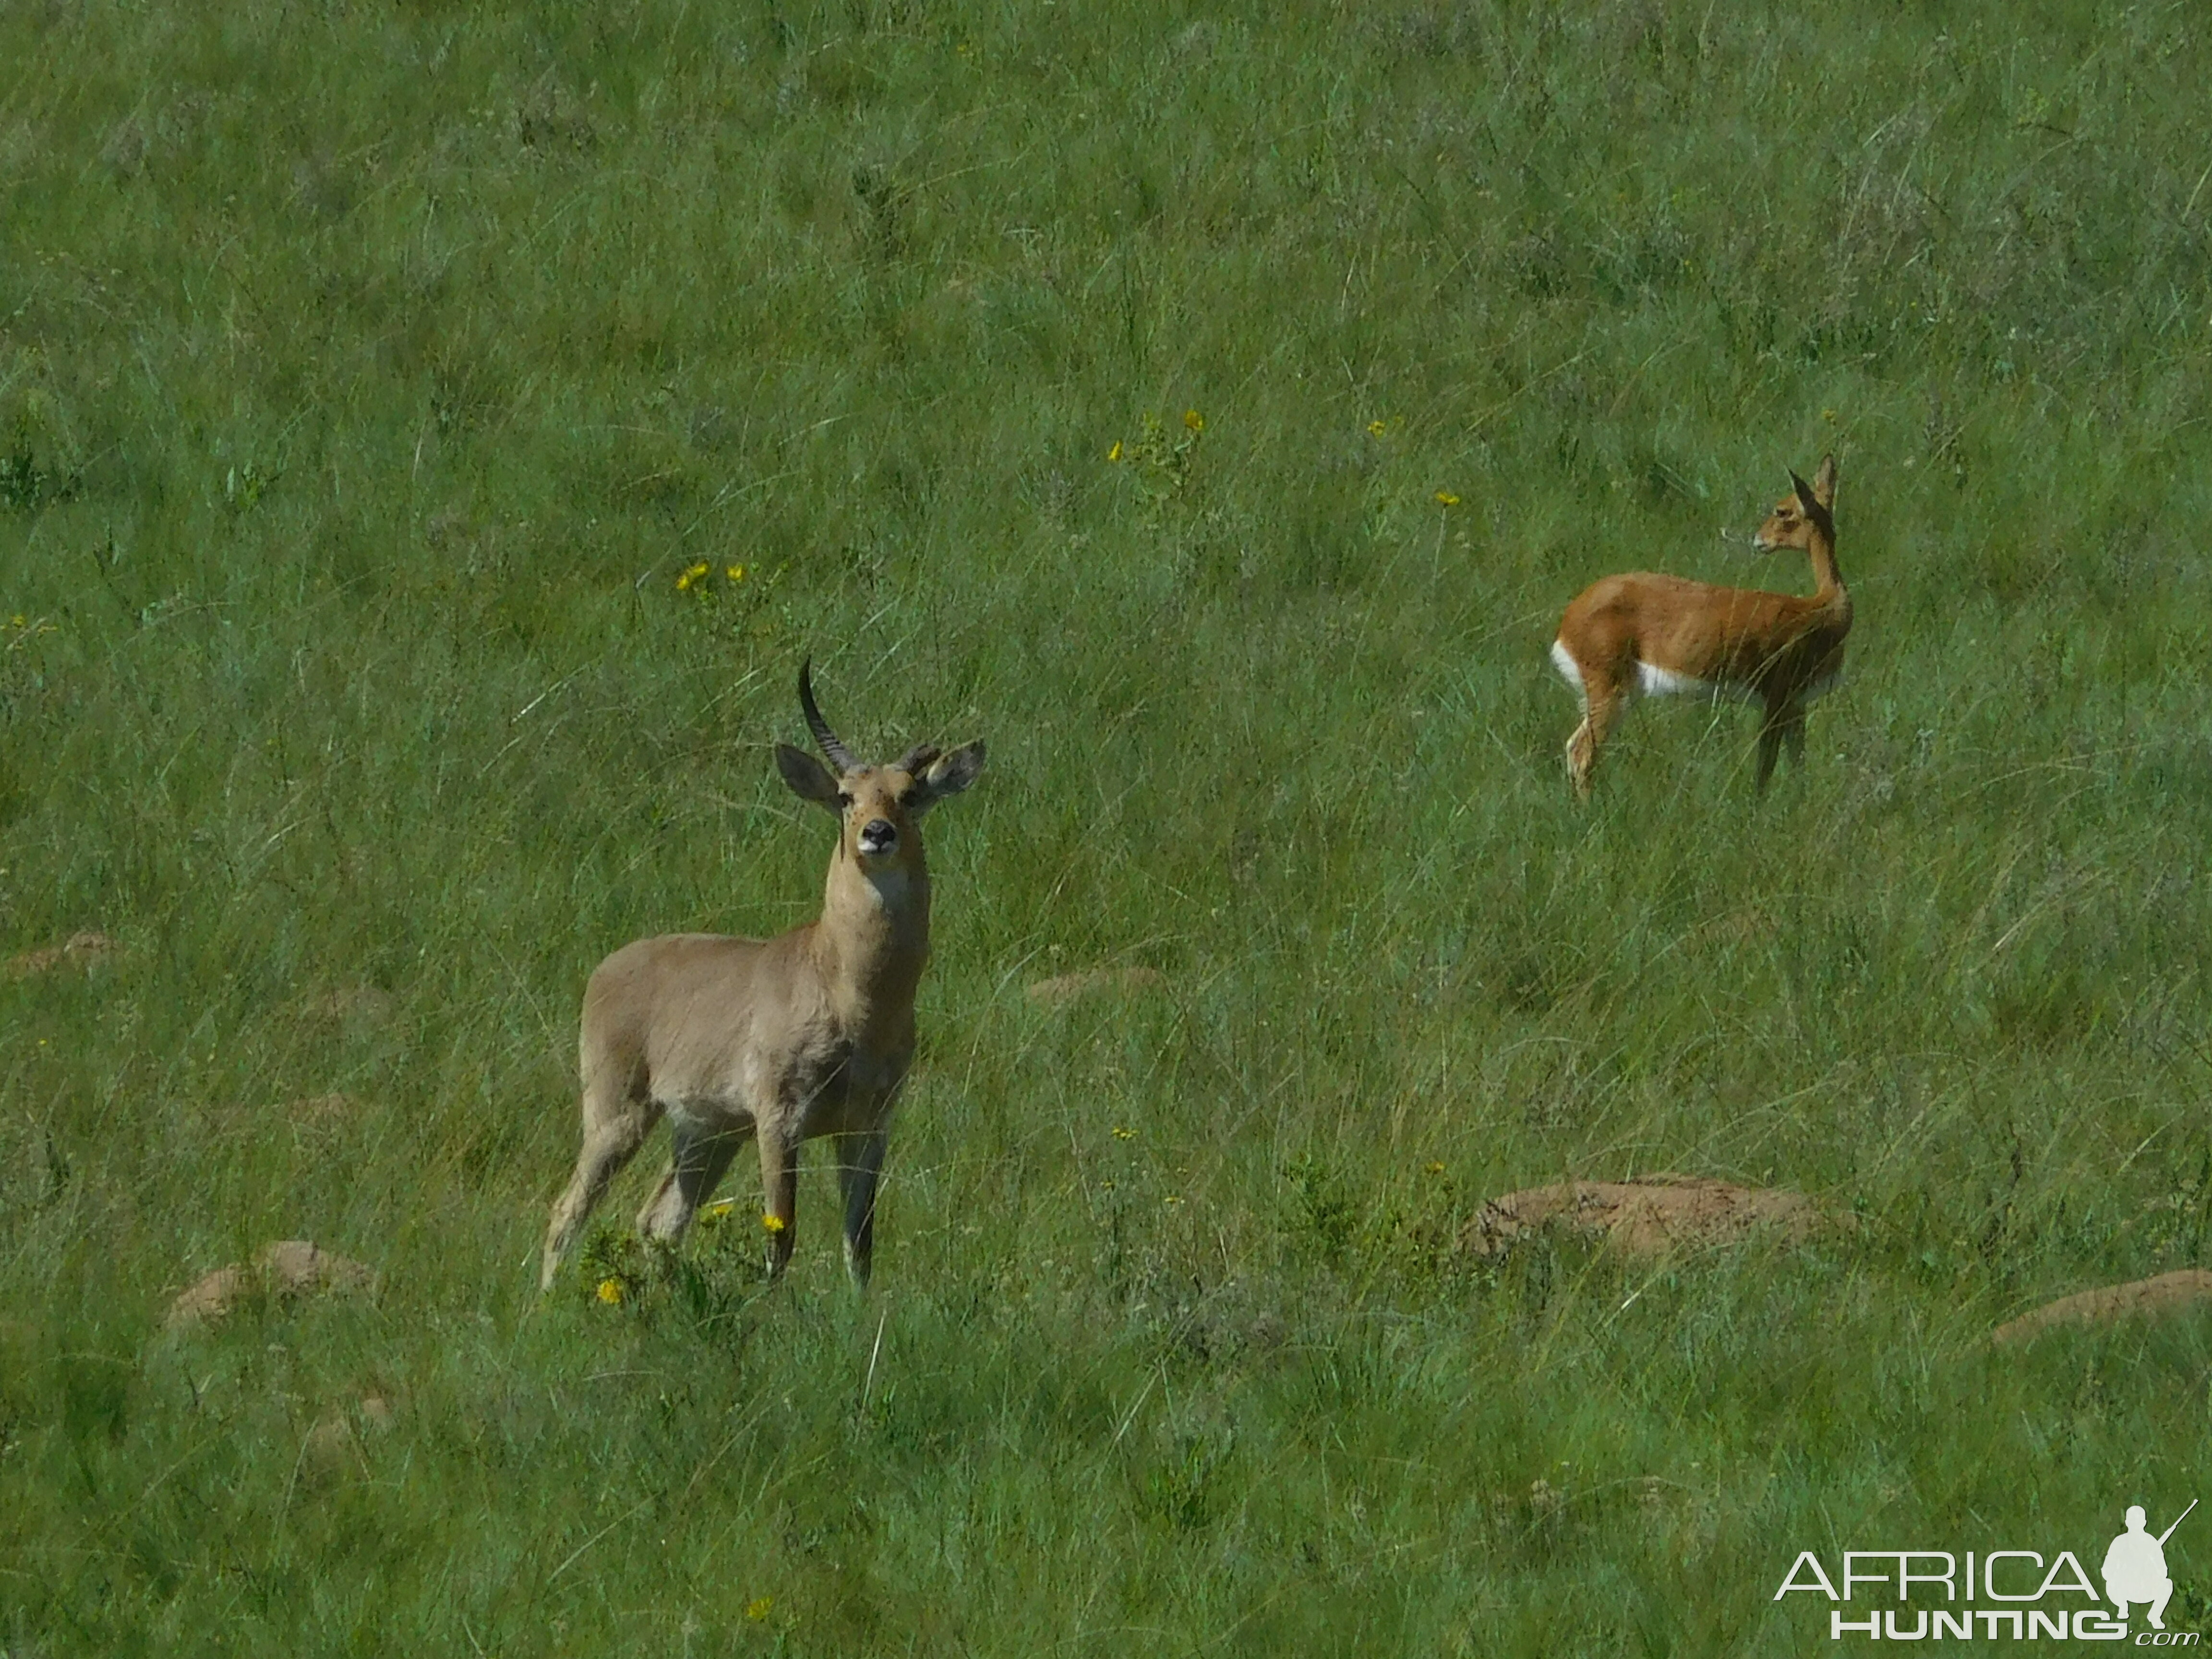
1550,454,1848,798
540,661,985,1289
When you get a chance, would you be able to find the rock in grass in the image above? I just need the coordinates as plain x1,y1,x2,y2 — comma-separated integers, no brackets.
4,930,118,978
1025,965,1166,1005
1462,1174,1832,1259
164,1241,379,1330
1991,1269,2212,1347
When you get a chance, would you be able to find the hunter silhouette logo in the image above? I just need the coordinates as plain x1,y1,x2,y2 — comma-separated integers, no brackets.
1775,1495,2201,1642
2106,1501,2195,1630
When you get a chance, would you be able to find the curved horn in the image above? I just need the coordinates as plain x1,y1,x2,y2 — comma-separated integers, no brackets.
798,658,861,773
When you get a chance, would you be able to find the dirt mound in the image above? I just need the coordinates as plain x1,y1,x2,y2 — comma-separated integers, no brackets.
1026,966,1166,1005
5,930,118,978
1463,1174,1831,1259
165,1240,379,1330
1992,1270,2212,1347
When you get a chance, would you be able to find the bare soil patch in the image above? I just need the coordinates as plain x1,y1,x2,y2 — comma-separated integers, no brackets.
300,985,397,1025
285,1092,362,1126
4,930,117,978
1026,965,1166,1005
301,1391,399,1479
1463,1174,1833,1258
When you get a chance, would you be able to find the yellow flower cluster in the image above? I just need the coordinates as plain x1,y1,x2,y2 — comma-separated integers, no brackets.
1106,408,1203,495
4,613,57,648
762,1213,787,1233
596,1278,625,1304
677,562,750,592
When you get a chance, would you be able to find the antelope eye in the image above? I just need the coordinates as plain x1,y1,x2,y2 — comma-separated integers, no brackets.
836,791,854,810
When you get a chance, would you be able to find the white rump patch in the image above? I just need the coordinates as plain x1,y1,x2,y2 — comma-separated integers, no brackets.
1634,661,1716,698
1635,661,1760,703
1548,640,1588,709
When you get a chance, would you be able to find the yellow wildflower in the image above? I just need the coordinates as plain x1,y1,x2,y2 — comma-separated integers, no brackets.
1367,420,1388,437
1425,1161,1446,1175
746,1597,774,1622
1822,408,1838,422
1107,440,1123,462
1183,409,1203,433
675,561,709,591
596,1278,624,1304
1165,1194,1183,1206
762,1213,787,1233
726,564,746,582
1434,490,1460,507
1112,1126,1135,1141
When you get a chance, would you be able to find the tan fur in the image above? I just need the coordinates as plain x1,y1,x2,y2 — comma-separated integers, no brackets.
1552,454,1849,798
540,666,984,1289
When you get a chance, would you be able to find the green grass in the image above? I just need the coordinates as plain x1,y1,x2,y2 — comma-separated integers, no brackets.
5,0,2212,1651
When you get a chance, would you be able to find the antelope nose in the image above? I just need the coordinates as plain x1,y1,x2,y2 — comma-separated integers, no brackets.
858,818,898,855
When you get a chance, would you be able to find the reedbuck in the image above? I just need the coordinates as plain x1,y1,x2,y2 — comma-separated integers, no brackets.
1550,454,1848,798
540,662,985,1289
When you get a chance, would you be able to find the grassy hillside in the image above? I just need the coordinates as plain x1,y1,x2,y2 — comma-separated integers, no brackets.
4,0,2211,1651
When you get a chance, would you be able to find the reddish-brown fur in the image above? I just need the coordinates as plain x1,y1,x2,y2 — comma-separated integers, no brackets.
1551,454,1848,797
540,664,984,1289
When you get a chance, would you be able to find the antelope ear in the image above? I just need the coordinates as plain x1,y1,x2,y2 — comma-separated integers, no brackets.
1790,469,1819,515
893,741,942,776
775,742,842,809
905,740,985,812
1811,453,1838,510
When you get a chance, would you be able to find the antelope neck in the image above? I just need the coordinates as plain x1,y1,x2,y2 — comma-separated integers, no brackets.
815,847,931,988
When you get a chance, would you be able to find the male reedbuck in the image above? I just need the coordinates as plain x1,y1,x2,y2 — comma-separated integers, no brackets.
540,662,985,1289
1550,454,1848,798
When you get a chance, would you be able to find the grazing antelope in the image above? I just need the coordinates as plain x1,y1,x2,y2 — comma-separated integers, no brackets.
540,661,985,1289
1550,454,1848,798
